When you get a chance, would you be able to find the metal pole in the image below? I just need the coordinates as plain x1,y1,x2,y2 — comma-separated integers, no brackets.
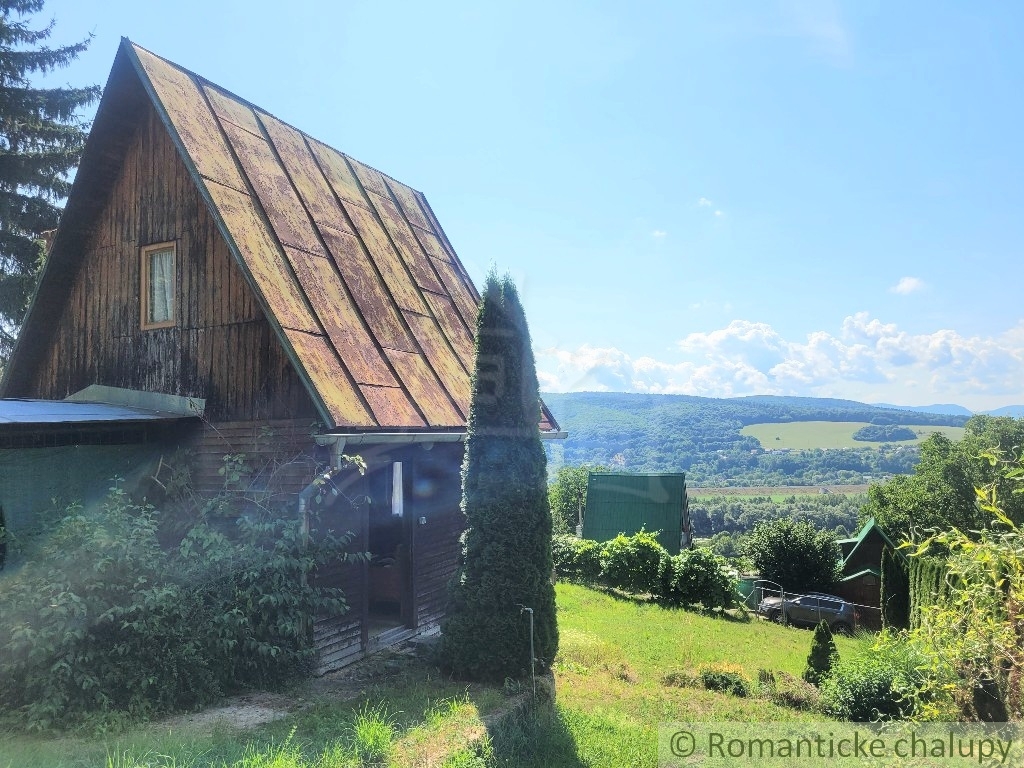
518,604,536,698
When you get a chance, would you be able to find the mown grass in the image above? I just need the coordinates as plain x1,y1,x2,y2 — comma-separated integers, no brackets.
0,584,873,768
0,653,507,768
741,421,965,450
498,583,874,768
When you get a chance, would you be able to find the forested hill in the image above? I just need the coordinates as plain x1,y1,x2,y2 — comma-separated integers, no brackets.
541,392,969,486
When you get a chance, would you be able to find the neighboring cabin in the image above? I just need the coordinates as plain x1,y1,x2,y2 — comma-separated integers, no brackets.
582,472,693,554
834,517,897,624
0,39,562,672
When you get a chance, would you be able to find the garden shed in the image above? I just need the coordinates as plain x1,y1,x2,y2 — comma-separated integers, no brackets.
582,472,692,554
0,39,562,671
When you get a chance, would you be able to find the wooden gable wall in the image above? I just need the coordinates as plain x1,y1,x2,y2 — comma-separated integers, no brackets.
22,98,318,425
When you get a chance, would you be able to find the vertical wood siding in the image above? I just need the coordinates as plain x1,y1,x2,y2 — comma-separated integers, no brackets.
23,100,317,424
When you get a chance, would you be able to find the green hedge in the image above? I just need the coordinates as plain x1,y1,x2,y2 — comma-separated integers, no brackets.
880,545,910,630
552,531,735,610
909,554,950,630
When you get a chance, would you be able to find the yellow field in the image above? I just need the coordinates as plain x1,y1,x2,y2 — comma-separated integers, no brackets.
741,421,966,450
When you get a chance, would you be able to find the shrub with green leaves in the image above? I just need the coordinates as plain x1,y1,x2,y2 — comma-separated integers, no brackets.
0,478,356,730
741,517,841,593
551,534,602,583
803,620,837,686
698,663,750,697
657,547,736,610
599,530,666,595
819,637,927,721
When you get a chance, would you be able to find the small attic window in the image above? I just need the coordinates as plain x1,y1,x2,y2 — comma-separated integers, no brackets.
141,242,176,329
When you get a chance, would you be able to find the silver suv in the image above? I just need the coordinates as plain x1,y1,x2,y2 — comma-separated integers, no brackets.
757,592,858,635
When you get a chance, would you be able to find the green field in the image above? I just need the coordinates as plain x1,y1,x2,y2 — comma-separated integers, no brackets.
689,485,869,500
741,421,965,450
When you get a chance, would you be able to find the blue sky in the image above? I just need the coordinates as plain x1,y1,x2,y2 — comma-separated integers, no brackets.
39,1,1024,410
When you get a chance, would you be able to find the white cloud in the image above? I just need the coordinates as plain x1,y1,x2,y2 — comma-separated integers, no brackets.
890,276,925,295
651,229,667,239
697,197,726,218
536,314,1024,411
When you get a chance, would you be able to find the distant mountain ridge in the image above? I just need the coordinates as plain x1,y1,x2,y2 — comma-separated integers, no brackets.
541,391,972,486
872,402,974,417
987,405,1024,418
872,402,1024,417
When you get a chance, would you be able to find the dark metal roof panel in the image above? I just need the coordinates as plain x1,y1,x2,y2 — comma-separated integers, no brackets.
583,472,688,554
0,399,194,425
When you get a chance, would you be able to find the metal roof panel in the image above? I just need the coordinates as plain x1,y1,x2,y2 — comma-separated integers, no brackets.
318,226,417,353
308,140,370,209
282,329,375,428
344,202,428,315
0,399,194,425
204,181,320,334
348,157,390,198
359,384,427,429
404,311,470,414
132,47,247,191
384,176,432,231
218,118,328,257
369,193,446,294
383,348,464,428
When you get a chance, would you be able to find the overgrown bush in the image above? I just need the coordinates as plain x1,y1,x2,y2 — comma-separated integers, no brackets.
758,670,822,711
548,464,609,534
0,474,358,731
819,637,928,721
657,547,736,610
551,534,602,583
698,663,750,697
599,530,666,595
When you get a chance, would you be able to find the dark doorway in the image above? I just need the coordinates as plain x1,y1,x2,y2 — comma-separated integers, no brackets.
366,459,413,635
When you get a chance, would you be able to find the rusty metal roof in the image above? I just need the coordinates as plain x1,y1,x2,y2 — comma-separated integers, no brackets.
125,41,497,432
1,39,560,436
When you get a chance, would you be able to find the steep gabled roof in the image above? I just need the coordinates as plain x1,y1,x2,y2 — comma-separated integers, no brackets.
3,39,559,434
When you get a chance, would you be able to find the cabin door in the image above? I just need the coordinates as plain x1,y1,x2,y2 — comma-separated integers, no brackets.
365,454,416,633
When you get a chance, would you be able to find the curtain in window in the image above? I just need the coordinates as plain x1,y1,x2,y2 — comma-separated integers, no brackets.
149,248,174,323
391,462,404,517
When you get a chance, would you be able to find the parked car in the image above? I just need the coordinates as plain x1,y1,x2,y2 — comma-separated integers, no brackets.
757,592,858,634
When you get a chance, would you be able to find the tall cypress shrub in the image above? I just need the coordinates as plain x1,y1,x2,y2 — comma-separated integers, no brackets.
880,546,910,630
440,273,558,681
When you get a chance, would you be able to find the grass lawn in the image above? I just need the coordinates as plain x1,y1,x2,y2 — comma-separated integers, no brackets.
741,421,965,450
0,584,873,767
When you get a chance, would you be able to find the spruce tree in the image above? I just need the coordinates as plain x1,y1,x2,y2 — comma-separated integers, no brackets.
803,620,837,686
0,1,98,361
441,272,558,681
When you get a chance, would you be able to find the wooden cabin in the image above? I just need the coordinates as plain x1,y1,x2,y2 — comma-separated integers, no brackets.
0,39,562,672
834,517,897,628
